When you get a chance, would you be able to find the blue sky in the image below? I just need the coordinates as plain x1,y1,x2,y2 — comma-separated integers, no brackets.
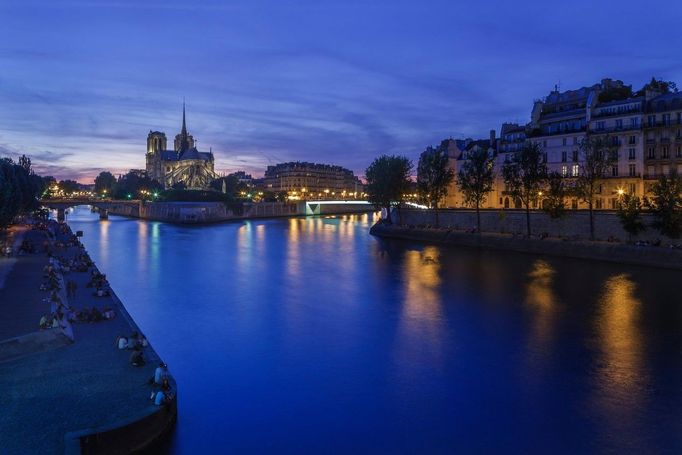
1,0,681,182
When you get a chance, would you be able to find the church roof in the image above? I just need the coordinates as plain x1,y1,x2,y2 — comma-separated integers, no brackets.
158,149,213,162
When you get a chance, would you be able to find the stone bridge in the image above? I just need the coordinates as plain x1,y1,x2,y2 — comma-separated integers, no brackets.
41,199,140,221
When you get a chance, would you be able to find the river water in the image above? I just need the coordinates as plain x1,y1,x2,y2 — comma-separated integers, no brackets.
64,206,682,453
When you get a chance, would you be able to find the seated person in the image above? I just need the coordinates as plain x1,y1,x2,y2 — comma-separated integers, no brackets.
115,335,128,349
154,363,169,384
129,348,145,367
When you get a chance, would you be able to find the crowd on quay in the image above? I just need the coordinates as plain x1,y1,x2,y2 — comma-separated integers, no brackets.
18,216,175,408
114,332,176,406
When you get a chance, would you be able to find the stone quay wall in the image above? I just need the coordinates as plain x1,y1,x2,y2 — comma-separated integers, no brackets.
373,209,682,270
394,208,676,243
106,201,372,224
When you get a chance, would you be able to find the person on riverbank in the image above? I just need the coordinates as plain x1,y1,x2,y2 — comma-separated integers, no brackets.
154,363,169,384
129,347,145,367
115,335,128,350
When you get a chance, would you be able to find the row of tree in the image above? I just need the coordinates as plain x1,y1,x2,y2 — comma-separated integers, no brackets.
0,155,51,228
365,136,682,240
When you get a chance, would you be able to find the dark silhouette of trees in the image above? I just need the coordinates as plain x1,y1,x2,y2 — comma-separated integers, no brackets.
456,146,494,233
365,155,413,224
417,143,454,226
94,171,116,195
617,194,646,241
647,171,682,239
502,142,547,237
574,135,618,240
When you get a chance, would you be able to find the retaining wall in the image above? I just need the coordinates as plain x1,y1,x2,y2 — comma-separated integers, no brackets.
394,208,675,243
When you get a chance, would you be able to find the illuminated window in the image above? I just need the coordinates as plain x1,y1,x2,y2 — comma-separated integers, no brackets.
571,164,579,177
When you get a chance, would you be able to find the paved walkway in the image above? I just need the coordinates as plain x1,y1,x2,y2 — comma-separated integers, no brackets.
0,222,170,454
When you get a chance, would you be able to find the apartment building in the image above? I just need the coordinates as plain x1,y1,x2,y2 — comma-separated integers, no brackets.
643,92,682,194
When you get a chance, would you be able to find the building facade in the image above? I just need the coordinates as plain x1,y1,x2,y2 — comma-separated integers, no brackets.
145,104,216,190
263,162,363,199
445,78,680,210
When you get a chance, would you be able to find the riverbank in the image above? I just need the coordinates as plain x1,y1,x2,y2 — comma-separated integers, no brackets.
104,200,374,224
0,220,176,454
370,222,682,270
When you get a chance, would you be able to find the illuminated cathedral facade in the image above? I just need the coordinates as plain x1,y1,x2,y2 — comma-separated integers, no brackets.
145,104,216,189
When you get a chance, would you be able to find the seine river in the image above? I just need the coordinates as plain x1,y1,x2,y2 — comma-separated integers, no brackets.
65,206,681,453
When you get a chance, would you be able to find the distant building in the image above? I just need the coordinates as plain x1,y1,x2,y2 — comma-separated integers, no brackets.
444,78,682,210
145,103,216,189
263,162,363,198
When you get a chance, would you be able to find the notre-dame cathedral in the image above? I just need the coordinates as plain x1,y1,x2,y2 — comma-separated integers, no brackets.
145,104,216,189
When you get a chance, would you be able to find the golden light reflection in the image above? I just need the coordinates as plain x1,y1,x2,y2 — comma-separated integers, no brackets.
525,260,557,345
597,274,645,395
393,246,445,374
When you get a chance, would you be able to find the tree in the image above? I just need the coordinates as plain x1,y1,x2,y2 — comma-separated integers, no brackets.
59,179,81,195
617,194,646,241
502,142,547,237
543,171,567,219
0,159,20,228
94,171,116,196
456,146,494,233
365,155,413,224
647,170,682,239
574,135,618,240
635,77,678,96
417,143,455,226
112,171,162,199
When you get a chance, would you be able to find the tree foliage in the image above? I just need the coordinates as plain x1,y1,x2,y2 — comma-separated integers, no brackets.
543,171,567,219
456,146,494,232
112,171,163,199
94,171,116,195
365,155,413,224
574,135,618,240
502,142,547,237
0,155,46,228
635,77,678,96
617,194,646,240
647,171,682,239
417,143,454,209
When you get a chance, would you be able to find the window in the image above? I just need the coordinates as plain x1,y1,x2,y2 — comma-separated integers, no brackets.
628,183,636,194
562,138,567,146
561,151,567,162
572,164,579,177
662,147,670,159
610,198,617,209
663,113,671,125
596,184,603,194
629,164,636,177
648,115,656,127
677,146,682,158
597,121,605,131
648,165,655,176
595,198,603,209
561,165,568,177
628,148,636,160
543,140,547,148
573,137,578,145
628,135,636,145
572,150,578,162
616,119,623,129
611,166,618,177
662,164,670,175
630,118,639,128
611,136,620,146
648,147,655,159
571,199,578,210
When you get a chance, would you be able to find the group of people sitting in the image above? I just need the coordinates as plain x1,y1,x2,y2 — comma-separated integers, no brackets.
115,331,149,359
86,270,111,297
149,363,175,406
75,306,115,323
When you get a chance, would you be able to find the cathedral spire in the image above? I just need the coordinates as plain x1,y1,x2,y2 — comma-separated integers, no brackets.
181,100,187,136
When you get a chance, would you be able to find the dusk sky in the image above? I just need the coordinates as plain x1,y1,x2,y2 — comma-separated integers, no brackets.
1,0,681,182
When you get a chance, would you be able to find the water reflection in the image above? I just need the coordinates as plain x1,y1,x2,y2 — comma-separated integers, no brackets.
525,260,558,345
595,274,647,414
394,246,445,373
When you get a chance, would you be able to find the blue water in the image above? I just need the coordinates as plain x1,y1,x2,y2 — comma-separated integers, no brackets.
65,206,682,453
